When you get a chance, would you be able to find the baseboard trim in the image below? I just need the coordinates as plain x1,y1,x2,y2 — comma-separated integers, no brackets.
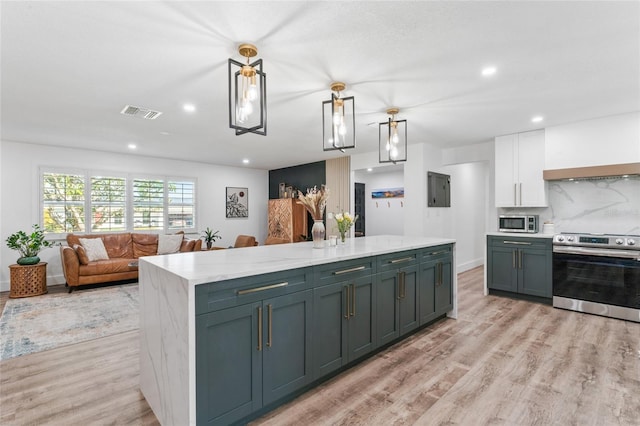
457,258,483,274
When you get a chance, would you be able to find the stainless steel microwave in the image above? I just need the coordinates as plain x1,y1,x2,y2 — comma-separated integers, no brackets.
499,215,539,233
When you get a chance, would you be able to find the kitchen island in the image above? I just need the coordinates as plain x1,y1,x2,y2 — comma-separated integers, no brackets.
139,235,456,425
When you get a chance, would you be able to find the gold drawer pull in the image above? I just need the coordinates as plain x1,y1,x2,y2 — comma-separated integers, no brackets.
334,266,366,275
429,250,448,256
390,257,413,264
257,307,263,351
503,241,532,245
237,282,288,295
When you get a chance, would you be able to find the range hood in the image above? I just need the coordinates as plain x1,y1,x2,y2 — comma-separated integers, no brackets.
543,162,640,180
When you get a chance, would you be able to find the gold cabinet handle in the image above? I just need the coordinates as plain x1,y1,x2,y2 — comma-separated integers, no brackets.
397,275,402,300
237,282,288,295
350,284,355,317
512,250,516,269
334,266,365,275
257,306,263,351
518,249,523,269
267,304,272,347
514,183,517,206
390,257,413,264
429,250,448,256
401,272,407,298
344,286,350,319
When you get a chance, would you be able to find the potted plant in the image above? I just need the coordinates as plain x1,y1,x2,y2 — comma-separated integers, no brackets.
201,227,221,249
6,224,55,265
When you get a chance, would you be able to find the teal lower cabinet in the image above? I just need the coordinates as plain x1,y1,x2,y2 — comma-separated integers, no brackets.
376,251,419,347
419,246,453,325
196,289,313,425
487,236,552,298
312,274,376,379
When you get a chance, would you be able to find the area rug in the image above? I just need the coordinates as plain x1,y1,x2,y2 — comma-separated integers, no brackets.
0,284,138,361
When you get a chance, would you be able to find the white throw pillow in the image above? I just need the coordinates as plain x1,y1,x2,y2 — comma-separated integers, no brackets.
157,234,183,255
79,238,109,261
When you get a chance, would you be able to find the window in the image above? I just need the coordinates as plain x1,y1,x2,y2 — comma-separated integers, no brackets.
40,169,196,235
42,172,86,233
168,180,195,229
91,176,126,232
133,178,164,230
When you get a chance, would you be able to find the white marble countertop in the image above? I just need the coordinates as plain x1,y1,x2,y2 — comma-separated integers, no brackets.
486,232,554,239
140,235,455,286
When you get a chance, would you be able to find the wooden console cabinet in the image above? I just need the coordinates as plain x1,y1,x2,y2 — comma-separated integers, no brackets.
267,198,308,242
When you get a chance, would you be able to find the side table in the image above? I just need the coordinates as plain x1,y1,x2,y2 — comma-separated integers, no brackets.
9,262,48,298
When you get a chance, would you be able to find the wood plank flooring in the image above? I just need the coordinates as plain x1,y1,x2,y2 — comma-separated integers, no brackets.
1,266,638,425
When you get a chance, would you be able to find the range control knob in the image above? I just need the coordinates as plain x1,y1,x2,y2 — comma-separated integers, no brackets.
628,239,636,246
567,236,575,242
557,236,565,242
615,238,624,245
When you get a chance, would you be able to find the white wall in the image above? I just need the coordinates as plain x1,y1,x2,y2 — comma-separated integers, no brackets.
545,111,640,169
352,141,489,273
353,169,404,236
0,140,269,291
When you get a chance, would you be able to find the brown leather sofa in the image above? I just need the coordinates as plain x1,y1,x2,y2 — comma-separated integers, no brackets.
61,232,202,292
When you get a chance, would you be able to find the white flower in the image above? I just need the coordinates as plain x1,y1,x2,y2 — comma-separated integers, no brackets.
335,213,343,221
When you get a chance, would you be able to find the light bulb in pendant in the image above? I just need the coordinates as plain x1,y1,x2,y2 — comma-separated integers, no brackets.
385,141,391,151
391,128,399,144
390,146,399,159
333,111,341,126
247,76,258,101
339,117,347,136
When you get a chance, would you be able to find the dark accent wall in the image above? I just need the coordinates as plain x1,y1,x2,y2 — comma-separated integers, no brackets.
268,161,326,199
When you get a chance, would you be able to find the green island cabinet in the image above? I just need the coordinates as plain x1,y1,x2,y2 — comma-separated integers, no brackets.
312,257,376,378
195,268,313,425
487,235,552,298
193,244,454,425
420,245,454,324
376,250,419,346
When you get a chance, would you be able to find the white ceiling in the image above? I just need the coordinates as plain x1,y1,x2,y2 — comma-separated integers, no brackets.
2,1,639,170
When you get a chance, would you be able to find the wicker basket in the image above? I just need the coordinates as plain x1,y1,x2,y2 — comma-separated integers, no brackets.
9,262,48,298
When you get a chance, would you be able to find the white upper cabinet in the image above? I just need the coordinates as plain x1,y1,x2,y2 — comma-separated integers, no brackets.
495,129,547,207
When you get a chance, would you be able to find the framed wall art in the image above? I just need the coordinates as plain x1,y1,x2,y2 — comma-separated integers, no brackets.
226,187,249,218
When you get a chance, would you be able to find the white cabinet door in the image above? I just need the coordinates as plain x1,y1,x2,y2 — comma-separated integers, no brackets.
494,134,518,207
494,130,547,207
517,130,547,207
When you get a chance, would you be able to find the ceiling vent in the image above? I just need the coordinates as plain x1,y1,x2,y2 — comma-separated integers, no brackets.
120,105,162,120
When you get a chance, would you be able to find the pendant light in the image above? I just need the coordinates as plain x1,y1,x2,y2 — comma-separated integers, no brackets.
228,43,267,136
379,108,407,163
322,82,355,151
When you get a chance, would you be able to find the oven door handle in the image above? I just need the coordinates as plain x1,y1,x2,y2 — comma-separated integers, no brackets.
553,245,640,259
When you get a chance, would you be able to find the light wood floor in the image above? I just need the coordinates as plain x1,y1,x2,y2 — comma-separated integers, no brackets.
1,267,638,425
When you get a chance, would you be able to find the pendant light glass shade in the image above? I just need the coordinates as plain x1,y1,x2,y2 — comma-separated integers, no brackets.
228,44,267,136
379,108,407,163
322,82,355,151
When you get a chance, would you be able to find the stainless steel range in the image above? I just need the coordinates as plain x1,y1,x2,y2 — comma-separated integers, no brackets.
553,233,640,322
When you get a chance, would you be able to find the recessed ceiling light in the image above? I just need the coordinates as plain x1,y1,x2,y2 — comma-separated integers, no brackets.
242,159,250,164
531,116,544,123
159,131,170,136
128,143,137,150
183,103,196,113
367,168,373,172
481,66,497,76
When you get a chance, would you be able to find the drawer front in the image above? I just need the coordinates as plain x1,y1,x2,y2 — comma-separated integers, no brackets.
420,244,452,262
314,257,374,286
376,250,418,272
195,268,311,315
488,235,551,250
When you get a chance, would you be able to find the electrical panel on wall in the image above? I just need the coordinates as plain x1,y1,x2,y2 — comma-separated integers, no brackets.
428,171,451,207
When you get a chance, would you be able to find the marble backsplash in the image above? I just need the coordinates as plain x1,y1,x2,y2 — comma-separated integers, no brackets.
499,176,640,235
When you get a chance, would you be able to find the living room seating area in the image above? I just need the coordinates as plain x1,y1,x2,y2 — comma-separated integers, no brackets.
60,232,202,292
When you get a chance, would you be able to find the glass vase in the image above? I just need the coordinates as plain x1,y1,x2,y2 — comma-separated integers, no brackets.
339,231,346,244
312,220,325,249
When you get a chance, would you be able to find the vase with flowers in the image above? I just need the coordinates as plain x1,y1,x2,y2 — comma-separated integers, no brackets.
331,211,358,243
297,185,329,249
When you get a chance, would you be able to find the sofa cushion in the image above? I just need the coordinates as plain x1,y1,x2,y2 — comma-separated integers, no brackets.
103,233,134,258
158,234,183,255
79,237,109,261
180,239,196,252
73,244,91,265
78,258,137,276
132,233,159,258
